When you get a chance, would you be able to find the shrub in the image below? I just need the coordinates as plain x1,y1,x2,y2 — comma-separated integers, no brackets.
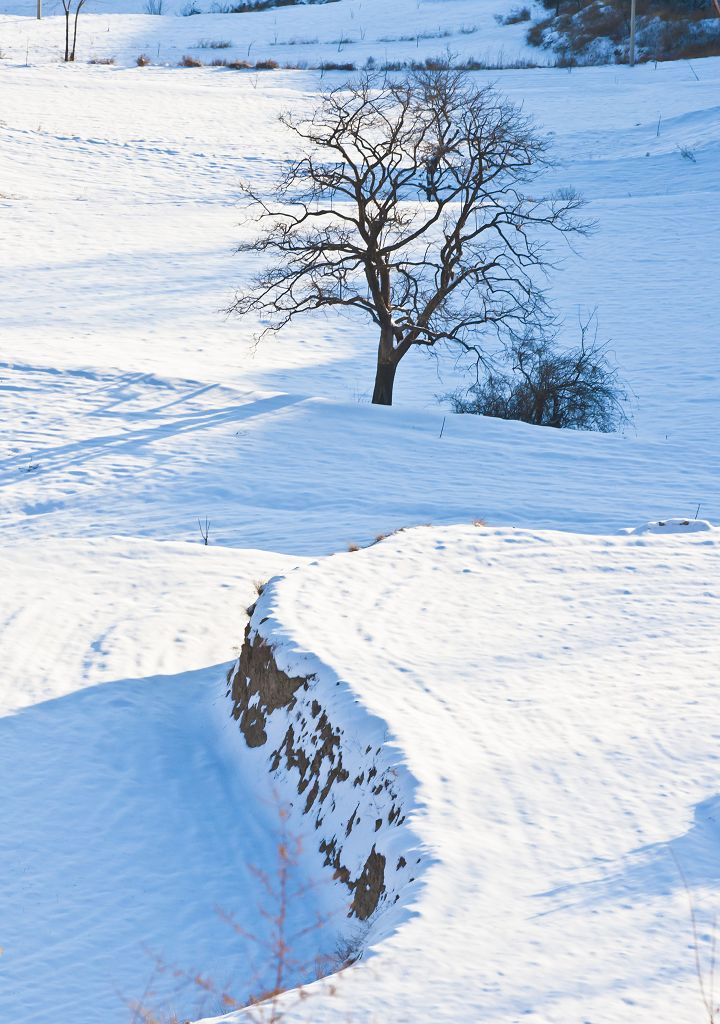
496,6,532,24
196,37,232,48
179,0,202,13
129,804,353,1023
88,55,114,63
637,16,720,59
254,57,279,69
527,0,720,61
224,0,338,10
227,58,252,67
136,52,151,65
526,15,553,45
444,321,629,432
179,53,204,66
144,0,163,12
318,60,356,70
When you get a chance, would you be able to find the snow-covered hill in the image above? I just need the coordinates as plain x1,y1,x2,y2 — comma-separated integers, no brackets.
0,16,718,1024
214,520,720,1023
0,0,541,68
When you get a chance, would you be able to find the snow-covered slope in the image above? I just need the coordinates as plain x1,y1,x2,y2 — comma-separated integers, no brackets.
0,62,718,553
0,0,541,68
0,19,718,1024
216,522,720,1024
0,541,361,1021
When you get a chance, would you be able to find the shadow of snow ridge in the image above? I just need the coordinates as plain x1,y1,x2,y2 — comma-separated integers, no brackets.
534,795,720,916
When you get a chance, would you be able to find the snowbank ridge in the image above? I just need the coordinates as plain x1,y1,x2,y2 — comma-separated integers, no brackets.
227,584,420,924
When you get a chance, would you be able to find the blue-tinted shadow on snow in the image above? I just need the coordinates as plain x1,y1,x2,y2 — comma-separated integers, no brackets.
533,796,720,918
0,666,346,1024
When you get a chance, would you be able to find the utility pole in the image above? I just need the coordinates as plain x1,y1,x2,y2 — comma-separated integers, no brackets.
629,0,636,65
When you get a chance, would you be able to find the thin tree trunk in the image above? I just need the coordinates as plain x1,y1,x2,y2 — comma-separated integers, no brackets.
71,5,80,60
64,9,70,61
372,359,397,406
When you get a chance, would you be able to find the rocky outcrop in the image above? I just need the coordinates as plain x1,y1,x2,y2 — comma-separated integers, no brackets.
226,608,416,923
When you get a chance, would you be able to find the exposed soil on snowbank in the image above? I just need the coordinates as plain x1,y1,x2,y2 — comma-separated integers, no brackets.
227,612,417,923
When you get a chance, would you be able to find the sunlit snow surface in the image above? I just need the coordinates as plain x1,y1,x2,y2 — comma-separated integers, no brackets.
217,522,720,1024
0,16,718,1024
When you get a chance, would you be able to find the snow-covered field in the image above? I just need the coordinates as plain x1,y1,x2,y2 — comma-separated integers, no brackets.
0,0,540,69
0,2,718,1020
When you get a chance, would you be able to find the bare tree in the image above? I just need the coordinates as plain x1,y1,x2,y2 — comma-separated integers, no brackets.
230,69,588,406
61,0,87,62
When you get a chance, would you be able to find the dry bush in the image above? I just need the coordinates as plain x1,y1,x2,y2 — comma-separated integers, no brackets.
196,37,232,47
224,0,337,11
136,52,151,65
371,53,542,70
636,16,720,58
445,318,629,433
227,58,253,68
254,57,279,69
179,54,204,66
527,0,720,61
318,60,356,70
495,5,532,23
128,805,353,1024
88,55,115,63
526,15,553,45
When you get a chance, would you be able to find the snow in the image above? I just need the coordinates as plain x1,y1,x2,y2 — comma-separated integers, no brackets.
0,4,718,1021
625,517,714,534
0,541,355,1021
216,522,720,1023
0,0,541,69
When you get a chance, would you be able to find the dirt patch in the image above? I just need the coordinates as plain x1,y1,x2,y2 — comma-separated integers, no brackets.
350,847,387,920
227,622,412,922
229,625,308,747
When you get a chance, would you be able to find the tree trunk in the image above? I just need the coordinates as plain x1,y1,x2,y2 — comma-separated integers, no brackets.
71,6,80,60
64,10,70,61
372,359,397,406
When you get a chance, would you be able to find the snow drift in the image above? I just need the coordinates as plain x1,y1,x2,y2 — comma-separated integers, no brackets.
214,522,720,1024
